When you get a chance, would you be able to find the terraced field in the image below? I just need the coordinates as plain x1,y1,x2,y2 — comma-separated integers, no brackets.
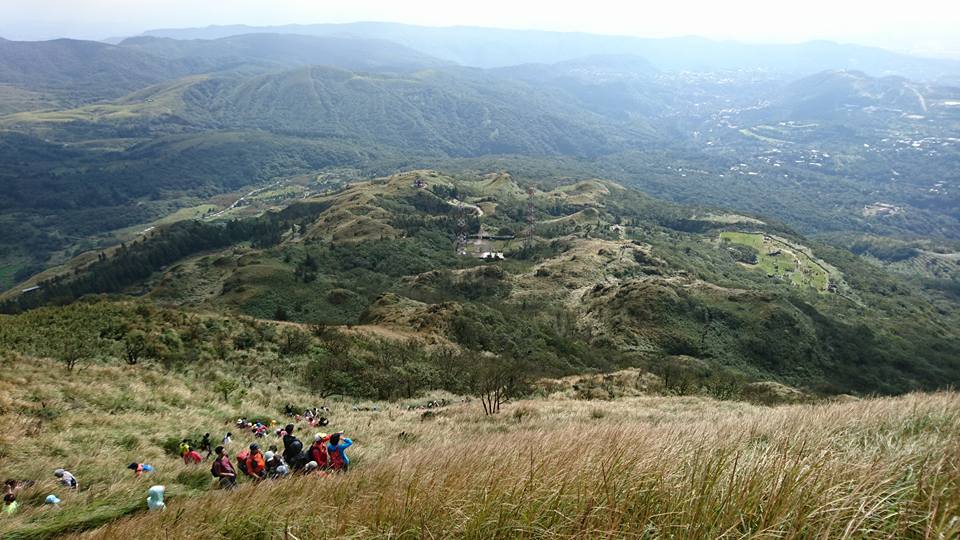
881,250,960,280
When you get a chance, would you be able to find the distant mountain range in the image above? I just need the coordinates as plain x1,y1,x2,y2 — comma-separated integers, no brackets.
0,33,448,104
119,33,449,72
138,22,960,82
0,28,958,296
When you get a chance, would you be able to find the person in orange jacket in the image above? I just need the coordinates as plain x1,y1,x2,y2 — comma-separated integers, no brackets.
245,443,267,481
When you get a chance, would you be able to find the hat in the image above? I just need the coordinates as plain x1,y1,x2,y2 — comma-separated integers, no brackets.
53,469,65,477
264,451,275,462
249,443,259,451
45,495,61,505
315,433,328,442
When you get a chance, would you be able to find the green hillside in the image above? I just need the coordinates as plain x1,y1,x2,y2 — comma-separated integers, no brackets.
4,171,958,396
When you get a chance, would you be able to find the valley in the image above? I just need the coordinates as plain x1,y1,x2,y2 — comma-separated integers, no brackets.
0,21,959,539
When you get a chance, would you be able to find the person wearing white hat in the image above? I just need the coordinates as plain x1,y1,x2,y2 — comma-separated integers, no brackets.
265,451,289,478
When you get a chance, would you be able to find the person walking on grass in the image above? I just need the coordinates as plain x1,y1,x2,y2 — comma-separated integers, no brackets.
199,433,213,460
127,462,154,479
327,432,353,472
222,432,232,446
211,446,237,489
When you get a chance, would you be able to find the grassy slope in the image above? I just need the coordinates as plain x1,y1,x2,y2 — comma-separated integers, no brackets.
8,170,955,394
0,356,958,539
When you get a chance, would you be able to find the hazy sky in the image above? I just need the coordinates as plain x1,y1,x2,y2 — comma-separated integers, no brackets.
2,0,959,57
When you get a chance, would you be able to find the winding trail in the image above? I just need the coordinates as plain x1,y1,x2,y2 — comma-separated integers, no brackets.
207,181,282,220
447,199,483,217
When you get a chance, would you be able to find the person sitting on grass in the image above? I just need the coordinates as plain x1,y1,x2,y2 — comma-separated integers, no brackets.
282,424,305,467
310,433,330,469
302,461,332,478
222,432,232,446
326,432,353,472
235,448,250,477
127,462,154,478
3,493,17,515
245,444,267,481
53,469,78,489
211,446,237,489
264,452,289,478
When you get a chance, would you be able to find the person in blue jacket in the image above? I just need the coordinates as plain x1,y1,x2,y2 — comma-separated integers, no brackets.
326,432,353,472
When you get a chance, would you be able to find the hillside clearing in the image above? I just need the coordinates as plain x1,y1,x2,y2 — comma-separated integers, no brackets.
721,231,831,290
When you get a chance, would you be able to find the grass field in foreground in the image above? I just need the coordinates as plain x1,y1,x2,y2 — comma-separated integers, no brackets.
1,356,958,539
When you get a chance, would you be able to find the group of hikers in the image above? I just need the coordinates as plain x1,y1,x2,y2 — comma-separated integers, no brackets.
204,423,353,489
1,415,354,516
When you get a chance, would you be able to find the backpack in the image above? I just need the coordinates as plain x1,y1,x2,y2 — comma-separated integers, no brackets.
282,435,303,463
236,451,249,475
210,462,218,478
289,451,311,471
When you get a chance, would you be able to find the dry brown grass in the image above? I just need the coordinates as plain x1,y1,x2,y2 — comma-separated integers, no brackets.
1,356,958,539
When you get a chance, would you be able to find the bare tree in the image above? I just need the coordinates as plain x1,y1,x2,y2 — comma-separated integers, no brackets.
460,353,532,415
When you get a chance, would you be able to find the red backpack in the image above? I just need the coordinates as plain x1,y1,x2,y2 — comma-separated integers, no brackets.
236,450,250,474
